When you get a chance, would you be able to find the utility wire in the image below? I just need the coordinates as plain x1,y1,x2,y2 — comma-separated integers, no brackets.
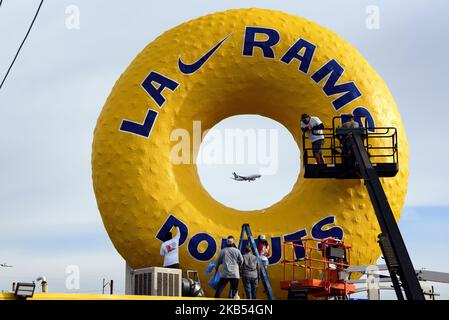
0,0,44,90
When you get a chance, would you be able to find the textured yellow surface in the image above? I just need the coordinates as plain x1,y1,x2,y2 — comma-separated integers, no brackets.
92,8,408,298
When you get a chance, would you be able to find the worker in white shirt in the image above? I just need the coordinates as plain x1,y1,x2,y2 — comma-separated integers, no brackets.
160,224,181,269
301,113,325,164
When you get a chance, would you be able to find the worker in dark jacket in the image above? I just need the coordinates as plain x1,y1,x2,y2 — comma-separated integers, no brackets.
339,113,360,165
214,236,244,299
241,245,261,299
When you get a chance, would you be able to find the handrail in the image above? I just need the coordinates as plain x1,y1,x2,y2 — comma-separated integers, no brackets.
301,116,398,166
282,238,352,286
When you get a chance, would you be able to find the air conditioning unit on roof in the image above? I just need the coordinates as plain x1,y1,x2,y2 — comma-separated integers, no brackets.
132,267,182,297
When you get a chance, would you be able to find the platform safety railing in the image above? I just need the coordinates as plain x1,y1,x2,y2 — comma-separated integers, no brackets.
302,116,398,166
282,238,352,285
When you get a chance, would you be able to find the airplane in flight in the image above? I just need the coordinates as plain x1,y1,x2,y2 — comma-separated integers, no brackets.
0,263,13,268
231,172,261,182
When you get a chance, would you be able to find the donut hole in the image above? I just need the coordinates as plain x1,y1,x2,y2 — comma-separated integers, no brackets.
196,115,301,211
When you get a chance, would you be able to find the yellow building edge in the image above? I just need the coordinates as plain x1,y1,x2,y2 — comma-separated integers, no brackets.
0,292,223,300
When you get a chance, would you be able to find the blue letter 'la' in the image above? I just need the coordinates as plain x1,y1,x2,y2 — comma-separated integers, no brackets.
280,38,316,74
120,109,158,138
311,59,362,110
120,71,179,138
243,27,280,58
141,71,179,107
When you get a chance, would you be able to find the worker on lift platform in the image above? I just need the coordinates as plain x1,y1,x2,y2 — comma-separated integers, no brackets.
338,114,361,166
301,113,325,164
321,238,349,283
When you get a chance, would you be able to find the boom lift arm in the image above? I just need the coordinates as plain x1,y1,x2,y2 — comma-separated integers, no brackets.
343,129,425,300
303,119,425,300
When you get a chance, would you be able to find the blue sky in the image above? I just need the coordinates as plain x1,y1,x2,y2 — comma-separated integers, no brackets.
1,0,449,299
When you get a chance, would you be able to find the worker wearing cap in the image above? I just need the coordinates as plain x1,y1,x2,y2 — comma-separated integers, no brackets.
214,236,244,299
301,113,325,164
242,245,261,299
257,235,270,270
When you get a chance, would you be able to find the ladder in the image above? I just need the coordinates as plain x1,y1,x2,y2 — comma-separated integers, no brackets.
238,223,276,300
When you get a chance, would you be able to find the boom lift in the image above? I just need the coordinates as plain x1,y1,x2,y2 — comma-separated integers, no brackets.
301,116,425,300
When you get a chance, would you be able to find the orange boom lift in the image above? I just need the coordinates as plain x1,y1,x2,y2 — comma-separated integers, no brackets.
281,238,355,299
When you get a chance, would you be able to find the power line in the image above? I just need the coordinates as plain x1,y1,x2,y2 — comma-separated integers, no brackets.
0,0,44,90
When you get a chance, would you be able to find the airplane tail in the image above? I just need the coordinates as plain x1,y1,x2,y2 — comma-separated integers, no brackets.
233,172,238,178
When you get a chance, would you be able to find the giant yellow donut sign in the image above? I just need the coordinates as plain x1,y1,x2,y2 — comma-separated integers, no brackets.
92,8,408,297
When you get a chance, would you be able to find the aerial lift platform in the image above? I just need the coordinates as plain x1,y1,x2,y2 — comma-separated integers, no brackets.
299,116,425,300
281,238,356,299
